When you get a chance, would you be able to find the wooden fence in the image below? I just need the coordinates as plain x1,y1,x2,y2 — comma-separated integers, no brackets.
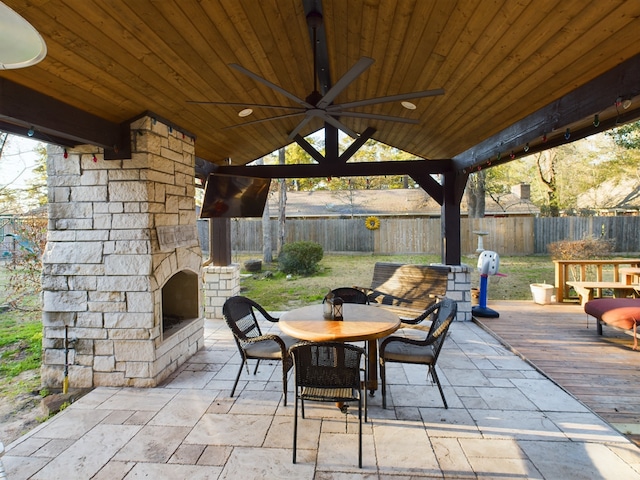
197,216,640,256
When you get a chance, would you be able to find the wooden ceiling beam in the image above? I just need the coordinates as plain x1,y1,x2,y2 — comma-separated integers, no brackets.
453,53,640,172
208,159,453,179
302,0,331,95
0,78,130,159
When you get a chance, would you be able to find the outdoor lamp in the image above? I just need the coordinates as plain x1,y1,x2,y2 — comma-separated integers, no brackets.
332,297,344,320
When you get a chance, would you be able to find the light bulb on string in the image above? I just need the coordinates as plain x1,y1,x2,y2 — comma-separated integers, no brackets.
564,128,570,140
63,149,68,158
510,151,515,159
27,126,35,137
593,114,600,127
542,133,547,143
524,143,530,152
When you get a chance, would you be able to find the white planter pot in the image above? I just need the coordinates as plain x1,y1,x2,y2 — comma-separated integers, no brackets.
530,283,555,305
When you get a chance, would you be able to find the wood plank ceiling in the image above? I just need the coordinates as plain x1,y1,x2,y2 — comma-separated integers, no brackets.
1,0,640,172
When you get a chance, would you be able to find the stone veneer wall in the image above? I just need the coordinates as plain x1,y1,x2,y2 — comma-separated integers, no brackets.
203,264,241,319
439,264,472,321
41,116,204,389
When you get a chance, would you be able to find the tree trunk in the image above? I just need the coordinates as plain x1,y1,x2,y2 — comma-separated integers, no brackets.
466,170,486,218
259,161,273,263
536,151,560,217
277,148,286,255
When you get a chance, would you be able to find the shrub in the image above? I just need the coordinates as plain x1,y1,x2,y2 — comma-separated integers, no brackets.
5,215,47,309
278,241,323,275
547,236,615,260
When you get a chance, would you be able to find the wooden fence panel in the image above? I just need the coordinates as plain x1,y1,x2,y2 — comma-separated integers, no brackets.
198,216,639,256
534,217,640,253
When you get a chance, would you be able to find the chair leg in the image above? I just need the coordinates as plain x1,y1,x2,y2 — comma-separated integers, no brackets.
380,358,387,409
293,392,298,464
282,364,288,407
231,360,245,397
358,396,363,468
253,359,261,375
430,365,448,409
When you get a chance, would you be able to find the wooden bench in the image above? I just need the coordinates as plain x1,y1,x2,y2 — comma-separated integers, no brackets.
566,281,640,306
355,262,449,319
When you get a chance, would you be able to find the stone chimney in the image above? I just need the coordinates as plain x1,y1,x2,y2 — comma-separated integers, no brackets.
41,116,203,389
511,183,531,200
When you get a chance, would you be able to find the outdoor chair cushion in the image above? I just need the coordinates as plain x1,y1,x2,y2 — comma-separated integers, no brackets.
585,298,640,331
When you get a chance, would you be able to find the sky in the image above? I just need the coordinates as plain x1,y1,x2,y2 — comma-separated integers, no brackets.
0,134,42,189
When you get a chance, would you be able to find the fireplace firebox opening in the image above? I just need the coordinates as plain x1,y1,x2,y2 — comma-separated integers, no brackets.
161,270,199,339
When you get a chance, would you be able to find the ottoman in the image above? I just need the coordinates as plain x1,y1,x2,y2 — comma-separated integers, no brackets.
584,298,640,349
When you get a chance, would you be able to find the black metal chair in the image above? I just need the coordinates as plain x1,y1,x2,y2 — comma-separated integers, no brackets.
398,300,441,330
222,295,297,406
327,287,369,305
379,298,457,409
289,341,367,468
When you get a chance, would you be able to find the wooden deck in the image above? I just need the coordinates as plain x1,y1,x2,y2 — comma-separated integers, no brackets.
475,300,640,446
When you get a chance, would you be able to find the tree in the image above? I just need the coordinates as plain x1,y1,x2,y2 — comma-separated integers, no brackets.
607,120,640,150
535,150,560,216
0,133,47,213
466,170,486,218
25,144,48,207
277,148,286,256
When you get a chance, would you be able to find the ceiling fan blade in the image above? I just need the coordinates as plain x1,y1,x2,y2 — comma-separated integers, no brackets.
328,88,445,111
321,114,359,139
187,100,305,112
287,116,315,140
229,63,314,109
316,57,375,109
335,111,419,124
221,111,306,130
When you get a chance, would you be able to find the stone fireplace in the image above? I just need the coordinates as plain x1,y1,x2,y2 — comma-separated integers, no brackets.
41,116,204,389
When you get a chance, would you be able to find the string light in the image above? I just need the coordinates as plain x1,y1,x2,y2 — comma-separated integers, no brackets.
542,133,547,143
564,128,571,140
63,149,68,158
92,154,97,163
593,114,600,127
27,126,34,137
524,143,530,152
510,151,515,159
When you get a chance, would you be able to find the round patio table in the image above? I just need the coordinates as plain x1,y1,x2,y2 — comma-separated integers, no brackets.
279,303,400,394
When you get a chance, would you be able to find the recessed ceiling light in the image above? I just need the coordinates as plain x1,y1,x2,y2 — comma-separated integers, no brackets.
401,101,416,110
238,108,253,117
0,3,47,69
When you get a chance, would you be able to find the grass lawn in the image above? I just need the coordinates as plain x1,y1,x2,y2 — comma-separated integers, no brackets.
0,264,43,401
234,253,556,311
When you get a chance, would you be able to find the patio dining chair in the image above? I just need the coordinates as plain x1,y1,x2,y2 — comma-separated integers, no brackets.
327,287,369,305
289,341,367,468
379,298,457,409
398,300,441,330
222,295,297,406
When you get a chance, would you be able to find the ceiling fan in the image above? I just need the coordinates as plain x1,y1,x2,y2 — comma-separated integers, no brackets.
189,11,444,140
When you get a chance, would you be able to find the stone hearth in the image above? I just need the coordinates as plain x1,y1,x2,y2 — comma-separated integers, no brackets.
41,116,204,388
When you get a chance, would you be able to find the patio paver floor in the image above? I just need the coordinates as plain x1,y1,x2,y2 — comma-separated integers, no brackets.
3,305,640,479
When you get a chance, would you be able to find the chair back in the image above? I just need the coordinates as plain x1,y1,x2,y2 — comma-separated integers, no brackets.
426,298,457,362
222,296,264,343
290,342,364,390
328,287,369,305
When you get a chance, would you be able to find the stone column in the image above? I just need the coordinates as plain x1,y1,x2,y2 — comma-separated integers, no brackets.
434,263,473,321
203,264,241,319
